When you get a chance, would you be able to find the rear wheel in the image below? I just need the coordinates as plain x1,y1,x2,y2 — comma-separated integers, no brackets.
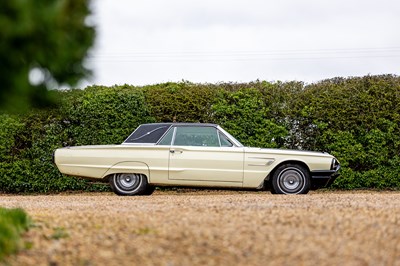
271,164,310,194
109,173,150,196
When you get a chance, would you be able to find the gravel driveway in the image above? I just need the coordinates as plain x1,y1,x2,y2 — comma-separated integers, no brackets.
1,190,400,266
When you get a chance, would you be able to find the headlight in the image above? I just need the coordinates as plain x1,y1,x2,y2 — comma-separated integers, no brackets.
330,158,340,171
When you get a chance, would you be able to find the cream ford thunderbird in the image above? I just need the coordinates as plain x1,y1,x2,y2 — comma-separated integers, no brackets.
54,123,340,195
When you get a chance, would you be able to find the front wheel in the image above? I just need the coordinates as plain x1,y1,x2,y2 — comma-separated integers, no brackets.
142,185,156,195
271,164,310,194
109,173,150,196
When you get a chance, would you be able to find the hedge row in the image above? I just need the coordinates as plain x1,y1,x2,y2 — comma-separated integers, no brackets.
0,75,399,192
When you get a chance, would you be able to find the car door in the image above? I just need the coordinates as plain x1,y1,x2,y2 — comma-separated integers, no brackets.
168,126,244,183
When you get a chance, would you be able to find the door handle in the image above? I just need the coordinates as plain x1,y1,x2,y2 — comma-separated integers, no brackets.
170,149,183,154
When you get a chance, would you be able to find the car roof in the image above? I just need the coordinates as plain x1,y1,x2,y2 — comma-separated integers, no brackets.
123,123,219,144
141,122,218,127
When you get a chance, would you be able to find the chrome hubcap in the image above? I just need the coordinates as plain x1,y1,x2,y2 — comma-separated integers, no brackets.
116,173,140,189
278,168,305,194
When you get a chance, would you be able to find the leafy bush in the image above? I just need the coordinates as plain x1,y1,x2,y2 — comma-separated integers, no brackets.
0,85,154,193
212,87,287,147
0,75,399,192
293,75,400,189
143,81,217,122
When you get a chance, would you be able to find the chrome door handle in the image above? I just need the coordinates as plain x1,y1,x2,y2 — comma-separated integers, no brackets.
170,149,183,154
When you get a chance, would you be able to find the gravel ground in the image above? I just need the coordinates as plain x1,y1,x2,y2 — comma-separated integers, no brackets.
1,190,400,266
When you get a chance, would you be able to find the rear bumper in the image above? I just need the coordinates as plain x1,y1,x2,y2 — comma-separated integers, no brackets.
310,170,340,189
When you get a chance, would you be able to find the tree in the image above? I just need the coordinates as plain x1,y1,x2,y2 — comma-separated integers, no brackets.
0,0,95,112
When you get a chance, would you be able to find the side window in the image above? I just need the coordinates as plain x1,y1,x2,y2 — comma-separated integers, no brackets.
158,127,174,145
173,127,219,147
219,131,233,147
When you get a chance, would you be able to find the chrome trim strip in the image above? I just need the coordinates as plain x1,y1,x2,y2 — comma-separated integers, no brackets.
155,125,174,145
171,127,177,146
217,126,243,147
248,163,269,166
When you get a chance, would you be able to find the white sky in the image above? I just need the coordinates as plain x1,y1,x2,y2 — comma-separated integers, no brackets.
85,0,400,86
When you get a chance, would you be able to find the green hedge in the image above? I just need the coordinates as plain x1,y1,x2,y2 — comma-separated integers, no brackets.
0,75,399,192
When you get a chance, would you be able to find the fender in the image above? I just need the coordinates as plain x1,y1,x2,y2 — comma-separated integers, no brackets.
102,161,150,182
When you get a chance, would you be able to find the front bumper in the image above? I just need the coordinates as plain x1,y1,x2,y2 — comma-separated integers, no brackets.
310,170,340,189
310,158,340,189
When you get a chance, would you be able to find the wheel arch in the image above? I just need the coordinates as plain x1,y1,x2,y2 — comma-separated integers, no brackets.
264,160,311,187
101,161,150,183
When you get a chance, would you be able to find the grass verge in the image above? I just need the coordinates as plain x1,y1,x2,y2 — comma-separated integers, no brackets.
0,207,30,261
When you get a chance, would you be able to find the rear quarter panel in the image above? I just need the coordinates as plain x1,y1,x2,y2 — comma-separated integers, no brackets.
54,145,170,183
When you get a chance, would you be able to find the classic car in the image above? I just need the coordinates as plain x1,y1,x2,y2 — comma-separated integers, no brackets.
53,123,340,195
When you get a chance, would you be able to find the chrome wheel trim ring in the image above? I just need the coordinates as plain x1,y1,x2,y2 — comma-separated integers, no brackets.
115,173,141,191
277,167,306,194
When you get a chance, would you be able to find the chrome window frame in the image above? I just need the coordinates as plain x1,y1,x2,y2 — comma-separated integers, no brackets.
155,125,175,146
217,126,243,147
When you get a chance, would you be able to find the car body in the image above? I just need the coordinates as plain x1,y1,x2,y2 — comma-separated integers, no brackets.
54,123,340,195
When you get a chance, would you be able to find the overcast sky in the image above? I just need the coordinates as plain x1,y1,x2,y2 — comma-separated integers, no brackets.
86,0,400,86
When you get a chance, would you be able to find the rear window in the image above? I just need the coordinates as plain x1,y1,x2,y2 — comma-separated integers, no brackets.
124,124,171,144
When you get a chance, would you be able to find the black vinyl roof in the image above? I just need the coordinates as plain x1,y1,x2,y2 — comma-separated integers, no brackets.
149,123,218,127
123,123,218,144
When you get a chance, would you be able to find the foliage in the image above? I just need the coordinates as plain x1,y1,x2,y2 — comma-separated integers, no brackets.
212,87,287,147
0,208,30,261
0,115,24,161
143,81,217,122
0,0,94,112
61,85,155,146
0,86,153,193
293,75,400,189
0,75,399,192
